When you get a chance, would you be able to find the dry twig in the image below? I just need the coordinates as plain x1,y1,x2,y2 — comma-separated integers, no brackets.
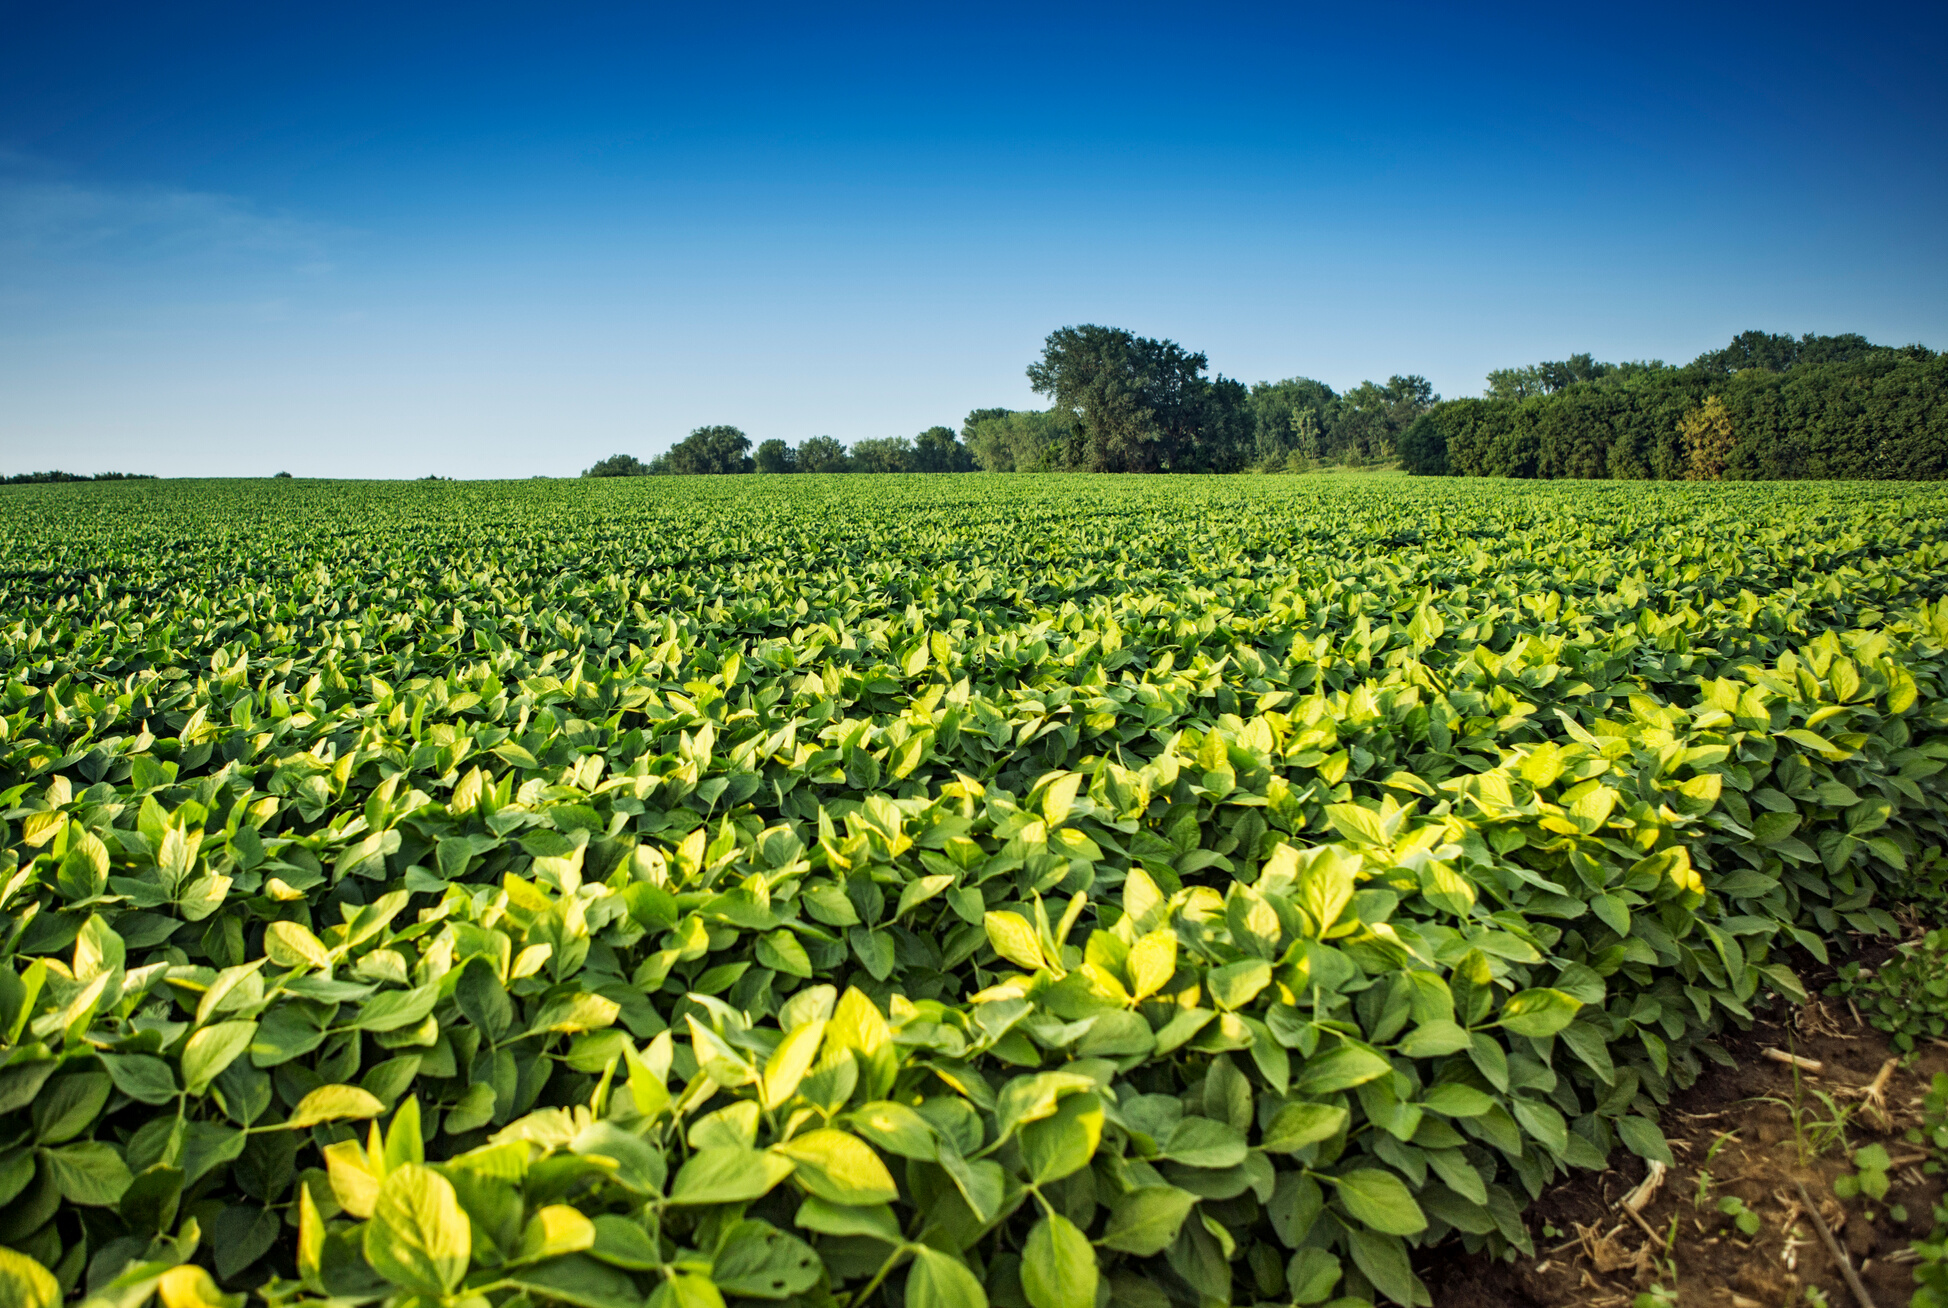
1795,1179,1877,1308
1620,1158,1667,1213
1763,1047,1823,1073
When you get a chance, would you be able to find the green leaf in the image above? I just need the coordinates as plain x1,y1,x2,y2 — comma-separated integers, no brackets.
1285,1248,1343,1305
1261,1101,1348,1153
994,1071,1097,1141
351,985,440,1033
1020,1213,1096,1308
1347,1229,1421,1307
181,1020,259,1095
1294,848,1357,934
1396,1020,1472,1058
984,912,1045,971
1496,988,1581,1038
0,1248,60,1308
906,1246,988,1308
772,1128,898,1205
762,1019,828,1110
363,1162,471,1296
1332,1168,1427,1235
531,992,621,1035
1615,1115,1672,1165
1418,1076,1488,1122
668,1147,795,1206
519,1205,598,1263
1100,1186,1197,1256
40,1140,134,1205
588,1215,664,1271
287,1085,386,1130
1018,1091,1101,1183
523,1253,656,1308
99,1054,178,1105
756,930,813,979
1127,930,1177,1001
32,1072,111,1144
711,1220,822,1299
1291,1044,1392,1095
848,1100,938,1161
1158,1116,1248,1169
1205,959,1272,1011
793,1196,903,1242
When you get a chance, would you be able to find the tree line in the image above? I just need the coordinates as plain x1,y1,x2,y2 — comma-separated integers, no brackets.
1401,332,1947,480
0,471,157,485
584,324,1438,478
584,425,978,477
583,324,1945,481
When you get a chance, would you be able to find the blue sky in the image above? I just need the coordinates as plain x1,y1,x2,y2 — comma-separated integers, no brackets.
2,1,1944,478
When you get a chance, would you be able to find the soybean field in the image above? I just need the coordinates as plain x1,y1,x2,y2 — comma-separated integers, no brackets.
2,474,1947,1308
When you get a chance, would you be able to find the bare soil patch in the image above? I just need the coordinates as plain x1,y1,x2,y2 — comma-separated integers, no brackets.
1425,984,1948,1308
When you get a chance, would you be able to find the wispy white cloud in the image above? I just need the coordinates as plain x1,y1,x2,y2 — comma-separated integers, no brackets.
0,151,341,273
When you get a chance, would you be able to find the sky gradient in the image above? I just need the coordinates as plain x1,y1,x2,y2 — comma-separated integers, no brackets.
3,1,1945,478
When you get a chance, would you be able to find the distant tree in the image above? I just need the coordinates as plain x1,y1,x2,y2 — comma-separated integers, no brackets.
1486,353,1615,400
655,426,753,475
1691,331,1877,376
912,426,977,472
1248,377,1338,464
274,471,294,479
1396,411,1449,476
796,435,851,473
582,453,652,477
754,439,797,473
1,471,88,484
1328,375,1437,462
961,409,1071,472
1289,410,1321,468
1680,395,1736,480
849,436,915,473
1027,325,1248,472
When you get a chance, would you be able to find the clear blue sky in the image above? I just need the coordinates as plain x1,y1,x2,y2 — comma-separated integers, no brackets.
2,1,1943,478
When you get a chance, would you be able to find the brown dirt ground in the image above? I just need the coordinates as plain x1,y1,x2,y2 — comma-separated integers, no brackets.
1424,943,1948,1308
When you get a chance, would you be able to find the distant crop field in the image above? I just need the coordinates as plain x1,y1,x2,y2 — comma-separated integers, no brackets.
1,474,1946,1308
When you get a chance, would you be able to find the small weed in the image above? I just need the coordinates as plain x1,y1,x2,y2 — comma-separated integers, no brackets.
1911,1073,1948,1308
1716,1195,1763,1237
1830,928,1948,1052
1757,1071,1856,1165
1692,1131,1739,1208
1833,1142,1892,1204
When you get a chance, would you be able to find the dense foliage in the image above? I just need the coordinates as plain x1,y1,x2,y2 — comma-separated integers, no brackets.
1,475,1945,1308
0,474,157,486
586,431,976,480
1403,335,1948,482
968,330,1432,475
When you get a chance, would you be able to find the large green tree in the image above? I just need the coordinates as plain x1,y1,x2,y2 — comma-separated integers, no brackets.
796,434,850,473
754,439,797,473
961,409,1071,472
849,436,914,473
912,425,977,472
581,453,651,477
1326,375,1437,463
651,425,752,475
1247,377,1338,465
1026,325,1250,472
